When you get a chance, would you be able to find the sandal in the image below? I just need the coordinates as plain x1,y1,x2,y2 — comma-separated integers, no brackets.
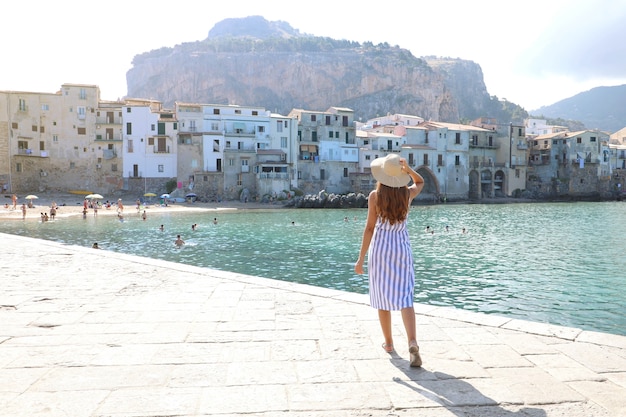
409,343,422,367
382,343,394,353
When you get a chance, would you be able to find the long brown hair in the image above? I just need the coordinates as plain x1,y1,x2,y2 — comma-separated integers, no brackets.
375,183,410,224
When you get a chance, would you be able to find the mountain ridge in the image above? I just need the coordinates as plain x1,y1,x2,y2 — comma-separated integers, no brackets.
532,84,626,132
126,16,524,124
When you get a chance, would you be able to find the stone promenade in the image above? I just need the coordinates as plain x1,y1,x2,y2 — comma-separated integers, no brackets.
1,233,625,416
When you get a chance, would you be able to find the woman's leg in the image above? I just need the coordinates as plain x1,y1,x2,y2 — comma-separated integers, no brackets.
400,306,417,345
378,309,393,348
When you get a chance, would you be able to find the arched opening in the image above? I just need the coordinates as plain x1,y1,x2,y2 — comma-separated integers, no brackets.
469,170,480,200
415,166,440,202
494,170,505,197
481,170,493,198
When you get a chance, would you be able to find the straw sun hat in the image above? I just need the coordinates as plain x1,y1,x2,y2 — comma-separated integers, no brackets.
370,154,410,188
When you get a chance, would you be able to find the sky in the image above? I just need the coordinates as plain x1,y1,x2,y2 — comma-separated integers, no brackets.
3,0,626,111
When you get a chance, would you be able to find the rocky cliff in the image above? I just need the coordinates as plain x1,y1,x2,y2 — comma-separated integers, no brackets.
126,16,522,122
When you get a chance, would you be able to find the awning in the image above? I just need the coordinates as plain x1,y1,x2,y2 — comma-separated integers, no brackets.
234,122,246,130
300,145,317,152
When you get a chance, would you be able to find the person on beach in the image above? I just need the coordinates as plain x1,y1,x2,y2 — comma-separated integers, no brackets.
142,210,147,221
117,199,124,213
12,194,17,210
92,242,100,249
21,204,26,219
174,234,185,247
49,206,56,220
159,224,164,231
354,154,425,367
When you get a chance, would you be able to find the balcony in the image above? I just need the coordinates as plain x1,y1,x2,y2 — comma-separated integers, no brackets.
259,172,289,179
469,142,500,149
16,149,49,157
95,134,122,141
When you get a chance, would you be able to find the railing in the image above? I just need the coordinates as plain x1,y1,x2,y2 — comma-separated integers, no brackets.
469,143,500,149
152,145,170,154
259,172,289,179
16,149,49,157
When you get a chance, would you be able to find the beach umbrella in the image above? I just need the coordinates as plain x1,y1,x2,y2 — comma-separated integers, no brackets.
85,193,103,200
144,192,157,197
185,193,197,198
160,193,170,198
25,195,38,200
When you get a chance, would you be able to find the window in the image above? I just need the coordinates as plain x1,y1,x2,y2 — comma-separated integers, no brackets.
281,137,287,148
325,116,331,125
148,137,154,146
17,140,28,150
213,108,220,115
42,104,49,111
365,155,371,160
329,131,333,138
77,106,86,119
158,123,165,135
225,141,231,148
258,126,265,133
423,154,429,165
311,115,317,122
312,131,317,142
438,154,443,166
53,135,58,143
151,124,155,131
229,158,234,166
69,162,75,169
77,127,86,135
455,132,461,144
320,169,325,180
173,122,177,130
40,126,45,133
32,125,37,132
252,111,258,116
455,155,460,166
277,120,283,132
343,167,348,177
16,162,22,172
126,107,131,113
210,122,219,131
19,99,26,111
79,88,86,99
126,123,132,135
11,122,18,129
158,164,164,173
40,141,45,151
235,109,241,114
577,137,582,144
335,131,339,138
127,139,133,153
590,136,597,142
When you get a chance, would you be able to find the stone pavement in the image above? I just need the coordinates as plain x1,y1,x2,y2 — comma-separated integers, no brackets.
1,233,625,417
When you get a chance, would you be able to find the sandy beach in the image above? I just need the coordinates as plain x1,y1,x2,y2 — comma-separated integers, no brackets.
0,191,286,221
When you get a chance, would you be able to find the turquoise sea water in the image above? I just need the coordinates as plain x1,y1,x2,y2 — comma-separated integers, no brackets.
1,201,625,336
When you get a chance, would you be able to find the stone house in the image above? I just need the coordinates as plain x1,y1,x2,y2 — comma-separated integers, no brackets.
528,130,610,197
121,99,178,196
288,107,357,195
0,84,119,194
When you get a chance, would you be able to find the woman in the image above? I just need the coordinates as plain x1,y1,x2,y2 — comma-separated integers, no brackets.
354,154,425,367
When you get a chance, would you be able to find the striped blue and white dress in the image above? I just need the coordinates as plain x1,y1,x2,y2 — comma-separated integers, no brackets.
368,217,415,310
